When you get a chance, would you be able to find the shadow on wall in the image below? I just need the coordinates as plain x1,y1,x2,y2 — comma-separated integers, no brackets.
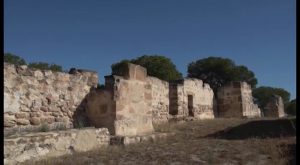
73,85,117,135
72,87,95,129
204,118,296,139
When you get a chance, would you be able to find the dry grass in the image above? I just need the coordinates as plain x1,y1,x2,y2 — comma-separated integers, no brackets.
20,118,296,165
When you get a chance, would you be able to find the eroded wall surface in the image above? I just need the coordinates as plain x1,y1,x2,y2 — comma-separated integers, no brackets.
4,128,110,164
240,82,261,117
146,76,169,123
85,89,116,133
264,95,285,118
4,63,98,131
217,82,261,118
85,64,154,136
170,79,215,119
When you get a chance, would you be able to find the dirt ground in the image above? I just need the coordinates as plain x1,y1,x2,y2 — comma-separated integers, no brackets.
20,117,296,165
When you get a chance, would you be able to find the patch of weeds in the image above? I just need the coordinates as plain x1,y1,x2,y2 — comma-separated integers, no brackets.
56,123,67,130
73,119,85,129
40,122,50,132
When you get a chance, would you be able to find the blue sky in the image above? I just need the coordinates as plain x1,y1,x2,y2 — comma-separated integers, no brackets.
4,0,296,99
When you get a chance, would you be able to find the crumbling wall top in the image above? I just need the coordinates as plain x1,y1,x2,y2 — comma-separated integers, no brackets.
112,63,147,81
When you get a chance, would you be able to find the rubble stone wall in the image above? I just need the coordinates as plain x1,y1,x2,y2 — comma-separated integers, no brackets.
169,79,215,119
146,76,169,124
240,82,261,117
4,63,98,131
4,128,110,164
85,64,154,136
264,95,285,118
217,82,261,118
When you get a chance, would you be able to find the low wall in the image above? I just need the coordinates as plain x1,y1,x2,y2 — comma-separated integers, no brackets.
4,128,110,164
4,63,98,133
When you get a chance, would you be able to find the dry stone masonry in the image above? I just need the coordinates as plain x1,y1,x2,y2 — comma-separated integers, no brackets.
264,95,285,118
85,64,155,136
217,82,261,118
169,79,215,119
4,128,110,164
4,63,265,135
4,63,98,132
4,62,280,164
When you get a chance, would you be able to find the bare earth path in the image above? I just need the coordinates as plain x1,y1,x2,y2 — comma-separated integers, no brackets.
20,118,296,165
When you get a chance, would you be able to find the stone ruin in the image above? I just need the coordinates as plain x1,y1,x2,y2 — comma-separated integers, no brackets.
169,79,214,119
4,62,267,163
4,63,98,132
217,81,261,118
85,64,216,136
4,62,265,136
263,95,285,118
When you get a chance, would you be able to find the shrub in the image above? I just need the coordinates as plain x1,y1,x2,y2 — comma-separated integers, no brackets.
40,123,50,132
4,53,27,65
28,62,63,72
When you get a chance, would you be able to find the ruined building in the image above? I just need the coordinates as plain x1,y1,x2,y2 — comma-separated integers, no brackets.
217,81,261,118
84,63,215,136
263,95,285,118
4,62,262,137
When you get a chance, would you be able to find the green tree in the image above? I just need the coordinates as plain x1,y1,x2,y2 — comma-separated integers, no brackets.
286,99,296,116
111,59,131,76
187,57,257,92
252,86,291,109
28,62,63,72
230,65,258,88
4,53,27,65
111,55,182,81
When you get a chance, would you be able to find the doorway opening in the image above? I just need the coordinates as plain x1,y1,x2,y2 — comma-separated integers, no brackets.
188,95,194,117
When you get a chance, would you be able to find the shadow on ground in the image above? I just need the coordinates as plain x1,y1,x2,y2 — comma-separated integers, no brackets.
282,144,296,165
204,118,296,140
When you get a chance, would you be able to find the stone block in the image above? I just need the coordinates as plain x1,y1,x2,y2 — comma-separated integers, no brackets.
30,112,42,117
30,117,41,125
16,119,30,125
4,116,16,127
114,63,147,81
15,112,29,119
40,106,48,112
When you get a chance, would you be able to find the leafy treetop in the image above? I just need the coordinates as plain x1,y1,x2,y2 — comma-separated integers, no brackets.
4,53,27,66
111,55,182,81
252,86,291,109
187,57,257,92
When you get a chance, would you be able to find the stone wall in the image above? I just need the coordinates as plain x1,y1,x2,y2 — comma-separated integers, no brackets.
4,128,110,164
169,78,215,119
217,82,261,118
4,63,98,132
85,64,154,136
146,76,169,124
264,95,285,118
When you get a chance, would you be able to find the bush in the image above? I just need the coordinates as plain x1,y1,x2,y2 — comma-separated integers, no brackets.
40,123,50,132
4,53,27,65
28,62,63,72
